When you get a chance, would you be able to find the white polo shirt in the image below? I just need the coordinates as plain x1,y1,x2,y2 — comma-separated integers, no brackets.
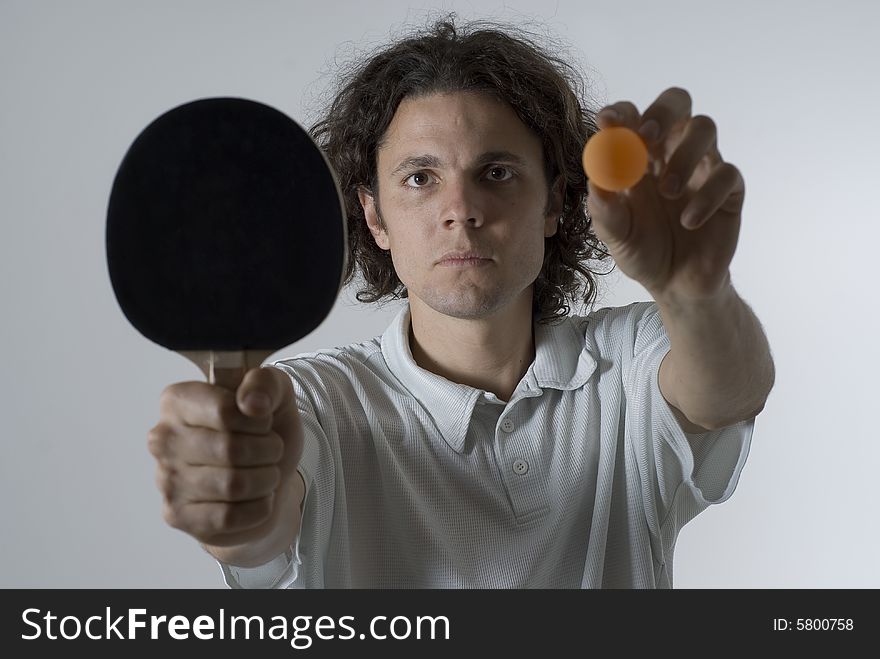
220,300,754,588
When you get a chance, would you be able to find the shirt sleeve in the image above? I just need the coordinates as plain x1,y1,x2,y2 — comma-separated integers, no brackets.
218,542,297,589
217,361,337,589
623,301,755,549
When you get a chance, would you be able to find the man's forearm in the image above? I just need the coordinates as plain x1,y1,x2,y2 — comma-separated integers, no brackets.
655,280,775,430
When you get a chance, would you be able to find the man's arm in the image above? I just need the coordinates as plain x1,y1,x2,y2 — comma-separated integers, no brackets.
656,282,775,432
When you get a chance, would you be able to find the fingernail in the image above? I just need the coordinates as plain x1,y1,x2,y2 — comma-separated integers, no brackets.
600,109,620,122
638,120,659,143
244,392,270,409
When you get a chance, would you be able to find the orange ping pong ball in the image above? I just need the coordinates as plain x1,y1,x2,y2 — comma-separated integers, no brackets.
582,126,649,192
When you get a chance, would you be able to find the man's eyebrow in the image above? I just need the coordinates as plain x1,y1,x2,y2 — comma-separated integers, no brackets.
475,151,529,168
389,151,529,176
390,154,442,177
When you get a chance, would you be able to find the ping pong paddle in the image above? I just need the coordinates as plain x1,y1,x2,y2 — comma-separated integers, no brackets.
106,97,347,391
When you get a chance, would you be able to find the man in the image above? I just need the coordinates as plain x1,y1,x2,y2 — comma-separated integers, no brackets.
148,17,774,588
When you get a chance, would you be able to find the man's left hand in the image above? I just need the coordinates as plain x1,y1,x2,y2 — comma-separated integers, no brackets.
586,87,745,305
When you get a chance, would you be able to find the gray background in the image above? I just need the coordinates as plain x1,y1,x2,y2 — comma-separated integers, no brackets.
2,0,877,587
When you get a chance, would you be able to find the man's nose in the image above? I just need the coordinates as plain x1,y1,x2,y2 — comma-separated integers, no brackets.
439,177,485,227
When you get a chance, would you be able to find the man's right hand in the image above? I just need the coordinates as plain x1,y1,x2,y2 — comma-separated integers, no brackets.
147,365,305,566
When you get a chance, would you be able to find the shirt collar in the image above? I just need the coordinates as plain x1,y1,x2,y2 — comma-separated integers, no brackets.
381,303,597,453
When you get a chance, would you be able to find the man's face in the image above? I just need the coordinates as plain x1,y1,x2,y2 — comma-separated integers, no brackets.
358,91,562,321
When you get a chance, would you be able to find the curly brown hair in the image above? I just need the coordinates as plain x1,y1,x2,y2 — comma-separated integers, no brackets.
309,14,613,324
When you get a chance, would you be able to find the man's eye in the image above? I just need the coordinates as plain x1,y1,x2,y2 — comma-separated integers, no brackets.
487,166,514,181
404,172,432,187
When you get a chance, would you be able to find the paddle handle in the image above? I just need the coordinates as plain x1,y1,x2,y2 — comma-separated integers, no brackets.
180,349,275,390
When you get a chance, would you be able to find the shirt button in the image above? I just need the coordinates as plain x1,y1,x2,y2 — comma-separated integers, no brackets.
500,418,515,433
513,459,529,475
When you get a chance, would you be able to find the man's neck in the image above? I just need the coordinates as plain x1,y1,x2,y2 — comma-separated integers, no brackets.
407,294,535,402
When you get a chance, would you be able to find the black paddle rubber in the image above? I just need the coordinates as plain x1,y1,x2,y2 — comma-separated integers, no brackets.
107,97,347,358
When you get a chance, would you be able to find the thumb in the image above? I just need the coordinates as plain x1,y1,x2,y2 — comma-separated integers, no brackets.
587,179,632,247
236,365,294,419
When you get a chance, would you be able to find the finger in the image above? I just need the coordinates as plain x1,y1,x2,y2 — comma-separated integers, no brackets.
587,179,633,245
236,365,296,419
160,381,271,434
198,529,274,548
637,86,693,148
164,497,273,539
177,465,281,503
166,427,284,467
680,162,745,230
659,114,719,200
596,101,640,131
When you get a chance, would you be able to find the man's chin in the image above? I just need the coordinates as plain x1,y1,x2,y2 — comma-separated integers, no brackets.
414,290,514,321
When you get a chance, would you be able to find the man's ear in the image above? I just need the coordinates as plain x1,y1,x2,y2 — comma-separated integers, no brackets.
357,185,390,250
544,175,565,237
